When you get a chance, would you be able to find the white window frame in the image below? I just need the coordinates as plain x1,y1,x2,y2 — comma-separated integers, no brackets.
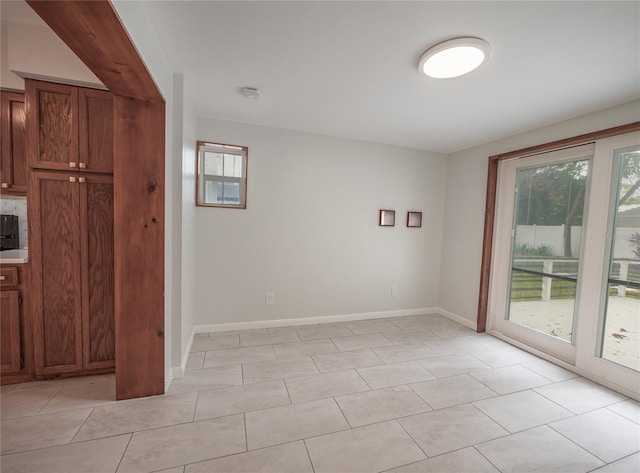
196,141,248,209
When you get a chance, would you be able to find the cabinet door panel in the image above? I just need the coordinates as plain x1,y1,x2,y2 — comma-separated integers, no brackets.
26,80,78,171
79,89,113,173
80,175,115,368
0,289,21,373
1,91,27,195
30,171,82,374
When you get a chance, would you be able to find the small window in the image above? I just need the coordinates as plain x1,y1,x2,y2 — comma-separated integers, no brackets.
196,141,248,208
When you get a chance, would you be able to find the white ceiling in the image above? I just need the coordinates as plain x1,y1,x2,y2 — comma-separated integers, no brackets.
4,1,639,154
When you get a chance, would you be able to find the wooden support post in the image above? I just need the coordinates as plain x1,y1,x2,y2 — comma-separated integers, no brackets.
113,96,165,399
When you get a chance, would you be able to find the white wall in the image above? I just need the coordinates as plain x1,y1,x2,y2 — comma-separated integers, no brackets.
439,100,640,325
170,74,184,371
195,118,447,325
1,20,101,89
181,77,197,367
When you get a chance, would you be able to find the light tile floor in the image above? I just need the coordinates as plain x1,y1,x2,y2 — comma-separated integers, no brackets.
1,314,639,473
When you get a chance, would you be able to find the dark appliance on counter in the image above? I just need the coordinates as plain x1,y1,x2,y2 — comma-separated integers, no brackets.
0,214,19,251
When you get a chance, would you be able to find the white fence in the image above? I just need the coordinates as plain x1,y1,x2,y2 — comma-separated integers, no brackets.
516,225,639,260
513,258,639,301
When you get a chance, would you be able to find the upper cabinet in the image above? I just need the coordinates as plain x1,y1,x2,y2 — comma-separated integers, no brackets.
26,79,113,174
1,91,27,195
79,88,114,174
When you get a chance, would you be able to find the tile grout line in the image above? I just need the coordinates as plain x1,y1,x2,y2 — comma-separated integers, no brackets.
546,420,617,464
67,406,95,444
114,432,134,473
354,368,374,391
605,403,640,425
331,396,354,429
192,391,200,422
243,412,248,453
32,385,64,416
471,444,503,472
395,417,430,460
302,438,317,473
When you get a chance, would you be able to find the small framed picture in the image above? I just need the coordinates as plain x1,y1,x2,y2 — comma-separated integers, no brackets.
379,209,395,227
407,211,422,228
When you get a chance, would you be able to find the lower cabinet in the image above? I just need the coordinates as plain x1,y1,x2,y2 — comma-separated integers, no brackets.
1,289,21,373
0,264,27,375
29,170,114,375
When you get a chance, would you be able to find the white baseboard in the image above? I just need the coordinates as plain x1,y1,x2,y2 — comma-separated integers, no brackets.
169,327,196,382
436,308,477,330
164,370,173,393
195,307,442,334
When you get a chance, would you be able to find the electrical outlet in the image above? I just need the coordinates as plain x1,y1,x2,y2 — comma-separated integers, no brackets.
265,292,275,305
391,286,398,297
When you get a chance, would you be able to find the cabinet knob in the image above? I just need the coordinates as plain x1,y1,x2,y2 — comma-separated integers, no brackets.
69,162,77,168
79,162,87,169
0,275,6,281
79,177,86,183
69,176,77,183
1,182,8,188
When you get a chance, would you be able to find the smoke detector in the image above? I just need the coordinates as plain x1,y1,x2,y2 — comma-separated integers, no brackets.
241,87,262,100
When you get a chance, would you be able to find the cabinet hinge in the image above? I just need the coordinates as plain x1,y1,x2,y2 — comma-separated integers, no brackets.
18,295,22,305
20,355,24,369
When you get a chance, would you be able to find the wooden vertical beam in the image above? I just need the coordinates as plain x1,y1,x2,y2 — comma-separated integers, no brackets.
476,157,499,333
113,96,165,399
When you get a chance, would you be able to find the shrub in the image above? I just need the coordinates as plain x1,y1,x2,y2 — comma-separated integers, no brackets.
514,243,554,257
629,232,640,260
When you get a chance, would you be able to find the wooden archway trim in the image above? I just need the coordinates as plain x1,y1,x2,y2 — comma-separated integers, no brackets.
26,0,163,103
26,0,166,399
477,121,640,333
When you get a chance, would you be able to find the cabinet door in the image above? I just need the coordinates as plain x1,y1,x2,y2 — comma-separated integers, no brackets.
79,88,113,174
79,174,115,369
0,91,27,195
29,171,83,374
0,289,21,373
26,80,79,172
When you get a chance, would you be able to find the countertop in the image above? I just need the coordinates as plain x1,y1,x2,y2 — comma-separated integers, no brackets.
0,249,29,264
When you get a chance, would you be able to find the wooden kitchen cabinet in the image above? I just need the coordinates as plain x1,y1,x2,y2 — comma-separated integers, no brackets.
29,171,114,375
1,291,21,373
0,264,28,375
1,90,27,195
79,87,114,174
26,79,113,174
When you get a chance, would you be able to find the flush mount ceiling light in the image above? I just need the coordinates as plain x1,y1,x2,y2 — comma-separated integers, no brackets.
418,37,490,79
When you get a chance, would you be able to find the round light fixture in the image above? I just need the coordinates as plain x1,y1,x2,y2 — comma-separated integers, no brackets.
419,37,490,79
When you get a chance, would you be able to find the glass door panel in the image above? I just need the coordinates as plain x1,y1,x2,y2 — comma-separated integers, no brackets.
507,159,590,344
599,145,640,372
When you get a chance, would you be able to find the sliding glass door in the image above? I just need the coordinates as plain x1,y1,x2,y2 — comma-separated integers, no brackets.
491,145,593,363
599,145,640,373
490,133,639,394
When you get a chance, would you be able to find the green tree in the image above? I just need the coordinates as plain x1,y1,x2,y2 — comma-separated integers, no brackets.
516,161,588,257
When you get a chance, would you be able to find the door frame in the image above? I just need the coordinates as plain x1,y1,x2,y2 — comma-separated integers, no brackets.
26,1,165,400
